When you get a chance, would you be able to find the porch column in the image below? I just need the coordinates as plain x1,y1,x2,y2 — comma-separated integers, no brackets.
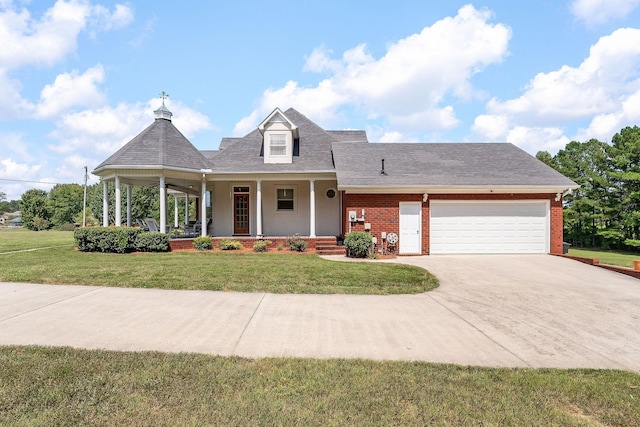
102,180,109,227
114,176,121,227
200,180,207,237
174,196,179,228
159,176,167,233
309,179,316,237
126,185,132,227
256,179,263,237
185,194,189,225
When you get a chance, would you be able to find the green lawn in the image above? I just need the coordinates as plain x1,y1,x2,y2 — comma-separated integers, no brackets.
1,346,638,426
569,247,640,268
0,245,437,295
0,228,75,252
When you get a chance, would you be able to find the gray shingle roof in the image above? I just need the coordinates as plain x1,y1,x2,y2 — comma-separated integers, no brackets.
93,118,211,173
208,108,368,173
332,142,578,188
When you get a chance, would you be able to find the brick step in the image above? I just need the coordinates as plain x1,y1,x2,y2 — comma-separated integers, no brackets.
316,244,343,250
316,248,346,255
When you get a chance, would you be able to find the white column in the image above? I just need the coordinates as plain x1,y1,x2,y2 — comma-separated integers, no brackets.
185,194,189,225
174,196,179,228
102,180,109,227
256,180,263,237
159,176,167,233
200,180,207,237
309,179,316,237
126,185,132,227
114,176,121,227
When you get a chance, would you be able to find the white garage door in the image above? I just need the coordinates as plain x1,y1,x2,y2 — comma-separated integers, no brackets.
430,201,549,254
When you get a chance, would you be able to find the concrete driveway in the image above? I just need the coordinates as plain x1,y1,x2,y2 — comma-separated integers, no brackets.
0,255,638,371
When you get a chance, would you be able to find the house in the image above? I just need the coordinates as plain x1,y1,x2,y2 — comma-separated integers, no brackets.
8,217,22,227
1,211,22,226
93,105,578,255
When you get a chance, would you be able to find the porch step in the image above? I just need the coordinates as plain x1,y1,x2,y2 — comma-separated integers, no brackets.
315,237,346,256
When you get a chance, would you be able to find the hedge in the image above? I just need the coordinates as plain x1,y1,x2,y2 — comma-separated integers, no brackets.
344,231,373,258
74,227,169,253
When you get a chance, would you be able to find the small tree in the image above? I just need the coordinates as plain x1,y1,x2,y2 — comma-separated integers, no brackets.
20,189,51,230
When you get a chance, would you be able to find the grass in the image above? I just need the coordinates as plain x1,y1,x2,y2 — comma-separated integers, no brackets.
0,245,437,295
0,229,75,252
1,346,638,426
569,247,640,269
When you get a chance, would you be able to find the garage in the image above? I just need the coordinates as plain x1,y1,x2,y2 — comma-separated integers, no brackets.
430,200,549,254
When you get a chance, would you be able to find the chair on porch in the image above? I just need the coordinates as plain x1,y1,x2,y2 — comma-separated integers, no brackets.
145,218,161,233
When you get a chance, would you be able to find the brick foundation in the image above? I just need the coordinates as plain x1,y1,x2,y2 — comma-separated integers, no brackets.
342,192,564,255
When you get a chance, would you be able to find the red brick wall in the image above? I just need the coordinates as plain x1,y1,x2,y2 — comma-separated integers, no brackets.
341,192,564,255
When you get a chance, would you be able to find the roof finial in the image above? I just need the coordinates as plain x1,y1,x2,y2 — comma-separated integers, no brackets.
154,91,173,121
159,91,169,106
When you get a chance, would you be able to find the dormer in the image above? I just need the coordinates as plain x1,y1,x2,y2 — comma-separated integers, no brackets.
259,108,299,164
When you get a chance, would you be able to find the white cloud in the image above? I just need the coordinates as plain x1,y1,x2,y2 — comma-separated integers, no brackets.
90,3,133,33
234,5,511,136
474,28,640,154
0,157,45,199
48,99,213,171
571,0,640,25
36,65,106,118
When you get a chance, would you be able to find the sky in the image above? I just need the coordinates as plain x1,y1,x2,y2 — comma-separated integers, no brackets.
1,0,640,200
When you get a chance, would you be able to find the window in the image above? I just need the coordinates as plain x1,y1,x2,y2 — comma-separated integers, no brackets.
326,188,336,199
277,188,294,211
269,134,287,156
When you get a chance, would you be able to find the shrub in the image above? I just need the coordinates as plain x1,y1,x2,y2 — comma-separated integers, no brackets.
277,243,284,251
217,238,243,250
74,227,142,253
135,232,170,252
286,234,308,252
344,231,373,258
57,223,77,231
253,240,272,252
193,236,213,251
32,216,50,231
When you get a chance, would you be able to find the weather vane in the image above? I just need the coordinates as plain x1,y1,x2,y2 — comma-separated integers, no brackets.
159,91,169,106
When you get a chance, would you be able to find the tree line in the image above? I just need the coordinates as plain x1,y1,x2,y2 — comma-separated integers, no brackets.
537,125,640,250
7,183,195,231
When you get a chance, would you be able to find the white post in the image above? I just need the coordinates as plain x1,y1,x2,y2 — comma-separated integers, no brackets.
102,180,109,227
309,179,316,237
174,196,179,228
185,194,189,225
115,176,121,227
200,180,207,237
256,180,262,237
159,176,166,233
126,185,132,227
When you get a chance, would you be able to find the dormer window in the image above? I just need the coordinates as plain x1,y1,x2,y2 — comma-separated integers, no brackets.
270,134,287,156
259,108,299,164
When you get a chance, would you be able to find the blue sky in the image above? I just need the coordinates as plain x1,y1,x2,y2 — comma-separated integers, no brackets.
1,0,640,200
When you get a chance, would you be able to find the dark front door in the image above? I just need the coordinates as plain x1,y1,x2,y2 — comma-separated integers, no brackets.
234,194,249,234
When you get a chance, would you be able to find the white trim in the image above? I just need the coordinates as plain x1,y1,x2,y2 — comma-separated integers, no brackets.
339,185,578,194
231,183,251,235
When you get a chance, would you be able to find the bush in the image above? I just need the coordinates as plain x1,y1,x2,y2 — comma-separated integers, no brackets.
344,231,373,258
253,240,272,252
193,236,213,251
56,223,77,231
32,216,50,231
217,239,243,250
287,234,308,252
135,232,170,252
74,227,142,253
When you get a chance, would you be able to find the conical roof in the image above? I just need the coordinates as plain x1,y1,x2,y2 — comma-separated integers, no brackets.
93,110,211,173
